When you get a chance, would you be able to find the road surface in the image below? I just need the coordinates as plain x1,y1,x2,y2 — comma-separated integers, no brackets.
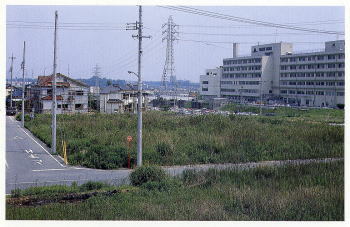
5,116,131,194
5,116,343,194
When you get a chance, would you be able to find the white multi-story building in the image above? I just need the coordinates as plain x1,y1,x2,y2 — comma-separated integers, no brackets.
199,68,222,99
199,40,345,107
279,40,345,107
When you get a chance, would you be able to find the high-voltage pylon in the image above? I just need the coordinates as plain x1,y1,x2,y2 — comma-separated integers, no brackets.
161,16,178,90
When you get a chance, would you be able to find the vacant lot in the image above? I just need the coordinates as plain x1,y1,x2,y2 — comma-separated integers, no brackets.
221,104,344,123
22,110,344,169
6,161,344,220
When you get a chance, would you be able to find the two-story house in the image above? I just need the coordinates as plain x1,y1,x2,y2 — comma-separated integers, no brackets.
29,73,89,114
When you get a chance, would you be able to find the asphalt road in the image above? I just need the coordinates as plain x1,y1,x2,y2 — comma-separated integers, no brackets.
5,116,131,194
6,116,343,194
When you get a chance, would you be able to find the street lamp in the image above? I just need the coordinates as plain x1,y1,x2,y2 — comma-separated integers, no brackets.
128,70,143,166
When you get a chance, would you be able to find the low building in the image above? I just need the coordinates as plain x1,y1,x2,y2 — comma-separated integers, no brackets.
199,68,222,99
99,84,149,114
29,73,89,114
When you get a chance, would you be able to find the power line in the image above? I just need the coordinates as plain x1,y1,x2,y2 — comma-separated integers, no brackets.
157,6,344,35
179,31,341,37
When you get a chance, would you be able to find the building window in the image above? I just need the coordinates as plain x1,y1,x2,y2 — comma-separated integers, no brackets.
290,57,297,62
202,88,208,91
281,90,287,94
327,55,336,60
317,55,324,60
338,63,344,68
338,53,345,59
221,81,233,85
337,72,344,77
327,72,336,77
266,47,272,51
259,47,265,51
57,104,62,108
328,63,336,68
75,104,83,109
337,92,344,96
202,81,209,84
221,88,235,92
76,90,84,95
62,104,68,109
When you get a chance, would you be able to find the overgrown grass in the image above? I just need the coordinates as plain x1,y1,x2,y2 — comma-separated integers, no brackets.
221,104,344,123
6,161,344,220
22,111,344,169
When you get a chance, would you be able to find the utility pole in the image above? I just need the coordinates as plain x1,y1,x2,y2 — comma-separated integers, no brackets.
126,5,150,167
9,53,16,108
52,11,58,154
21,42,26,127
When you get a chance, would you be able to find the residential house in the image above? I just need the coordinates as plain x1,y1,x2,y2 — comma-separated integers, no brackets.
99,84,149,114
29,73,89,114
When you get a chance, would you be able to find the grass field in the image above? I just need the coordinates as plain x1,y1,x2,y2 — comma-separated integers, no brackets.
21,109,344,169
6,161,344,220
221,104,344,123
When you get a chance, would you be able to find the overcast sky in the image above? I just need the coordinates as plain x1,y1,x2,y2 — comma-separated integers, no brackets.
6,5,344,82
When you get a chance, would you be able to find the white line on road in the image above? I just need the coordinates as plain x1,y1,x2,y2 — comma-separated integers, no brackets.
20,127,64,167
5,160,8,168
8,179,91,185
32,167,87,172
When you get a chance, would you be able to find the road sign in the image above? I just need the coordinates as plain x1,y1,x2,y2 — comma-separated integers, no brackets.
127,136,133,142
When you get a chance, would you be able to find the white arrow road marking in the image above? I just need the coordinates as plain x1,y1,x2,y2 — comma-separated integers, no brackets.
29,154,39,159
35,160,43,165
13,136,24,140
25,149,33,154
20,127,64,167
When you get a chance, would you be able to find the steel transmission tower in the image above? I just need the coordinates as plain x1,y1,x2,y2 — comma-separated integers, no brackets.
92,64,101,89
161,16,178,89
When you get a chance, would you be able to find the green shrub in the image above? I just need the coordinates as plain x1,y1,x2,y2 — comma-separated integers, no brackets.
156,142,173,157
141,178,182,192
79,181,109,191
337,104,344,109
130,166,167,186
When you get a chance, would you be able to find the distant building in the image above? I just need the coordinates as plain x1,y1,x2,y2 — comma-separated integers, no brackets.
99,84,149,114
199,40,345,107
199,68,222,100
29,73,89,113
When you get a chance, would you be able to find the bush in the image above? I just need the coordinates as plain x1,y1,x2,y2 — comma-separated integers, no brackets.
130,166,167,186
141,178,182,192
79,181,109,191
337,104,344,109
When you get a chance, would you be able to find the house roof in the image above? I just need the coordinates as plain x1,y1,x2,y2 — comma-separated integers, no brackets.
100,84,137,94
37,73,89,88
41,95,63,101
